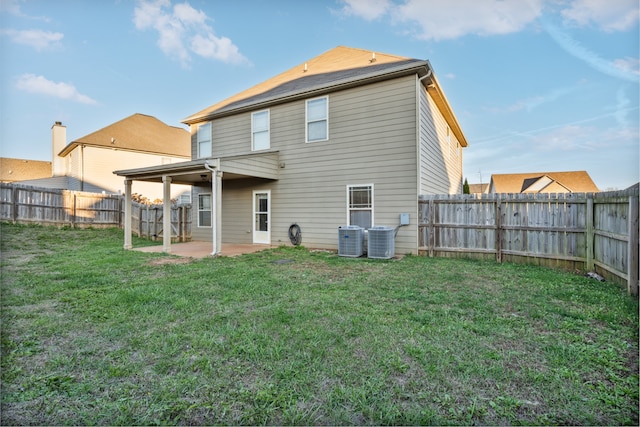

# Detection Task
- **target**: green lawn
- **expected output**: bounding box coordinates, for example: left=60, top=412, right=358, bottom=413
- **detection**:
left=1, top=222, right=638, bottom=426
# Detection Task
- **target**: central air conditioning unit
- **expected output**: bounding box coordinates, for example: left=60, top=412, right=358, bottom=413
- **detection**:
left=367, top=226, right=395, bottom=259
left=338, top=225, right=364, bottom=257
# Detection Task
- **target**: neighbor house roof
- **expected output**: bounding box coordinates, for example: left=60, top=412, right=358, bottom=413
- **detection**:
left=0, top=158, right=51, bottom=182
left=489, top=171, right=599, bottom=193
left=183, top=46, right=468, bottom=147
left=58, top=113, right=191, bottom=157
left=468, top=183, right=488, bottom=194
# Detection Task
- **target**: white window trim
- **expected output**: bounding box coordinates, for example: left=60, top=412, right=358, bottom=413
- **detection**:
left=251, top=109, right=270, bottom=151
left=198, top=193, right=212, bottom=228
left=197, top=122, right=212, bottom=159
left=305, top=96, right=329, bottom=143
left=346, top=184, right=374, bottom=228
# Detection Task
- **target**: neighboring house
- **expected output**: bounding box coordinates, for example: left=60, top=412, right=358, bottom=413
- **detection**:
left=488, top=171, right=599, bottom=194
left=115, top=46, right=468, bottom=255
left=468, top=183, right=488, bottom=194
left=15, top=114, right=191, bottom=202
left=0, top=158, right=51, bottom=182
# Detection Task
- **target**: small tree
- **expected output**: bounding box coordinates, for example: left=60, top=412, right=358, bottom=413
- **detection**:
left=463, top=178, right=470, bottom=194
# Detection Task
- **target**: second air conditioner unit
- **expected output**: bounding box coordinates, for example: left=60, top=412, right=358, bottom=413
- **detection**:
left=367, top=226, right=395, bottom=259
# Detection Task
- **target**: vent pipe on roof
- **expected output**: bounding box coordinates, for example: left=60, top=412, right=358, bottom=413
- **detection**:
left=303, top=63, right=308, bottom=72
left=370, top=52, right=376, bottom=63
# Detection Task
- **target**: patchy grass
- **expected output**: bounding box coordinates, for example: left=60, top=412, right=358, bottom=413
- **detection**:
left=1, top=222, right=638, bottom=425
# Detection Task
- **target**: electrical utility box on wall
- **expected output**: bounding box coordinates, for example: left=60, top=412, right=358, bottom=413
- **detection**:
left=400, top=213, right=410, bottom=225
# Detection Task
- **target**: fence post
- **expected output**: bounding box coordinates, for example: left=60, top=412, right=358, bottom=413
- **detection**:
left=428, top=198, right=434, bottom=257
left=180, top=205, right=186, bottom=242
left=72, top=193, right=77, bottom=228
left=495, top=197, right=502, bottom=263
left=586, top=193, right=594, bottom=271
left=12, top=186, right=18, bottom=223
left=628, top=193, right=639, bottom=296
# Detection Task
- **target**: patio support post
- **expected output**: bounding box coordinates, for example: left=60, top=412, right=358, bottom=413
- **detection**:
left=162, top=175, right=172, bottom=253
left=210, top=170, right=223, bottom=256
left=123, top=179, right=132, bottom=250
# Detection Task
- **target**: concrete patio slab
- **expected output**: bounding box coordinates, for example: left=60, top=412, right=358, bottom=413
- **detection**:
left=133, top=241, right=273, bottom=258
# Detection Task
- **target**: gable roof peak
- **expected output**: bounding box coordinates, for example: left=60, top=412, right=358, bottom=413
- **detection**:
left=182, top=46, right=421, bottom=124
left=59, top=113, right=190, bottom=158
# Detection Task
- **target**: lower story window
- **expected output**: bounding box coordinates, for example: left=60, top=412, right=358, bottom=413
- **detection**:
left=348, top=184, right=373, bottom=229
left=198, top=193, right=211, bottom=227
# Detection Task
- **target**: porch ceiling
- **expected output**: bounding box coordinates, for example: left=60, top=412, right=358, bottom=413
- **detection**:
left=113, top=151, right=280, bottom=185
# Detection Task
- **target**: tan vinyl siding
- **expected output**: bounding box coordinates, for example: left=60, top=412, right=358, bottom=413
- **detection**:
left=272, top=77, right=417, bottom=253
left=191, top=75, right=421, bottom=254
left=418, top=85, right=463, bottom=194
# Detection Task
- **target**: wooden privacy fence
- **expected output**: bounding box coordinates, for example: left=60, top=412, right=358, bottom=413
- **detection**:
left=1, top=183, right=122, bottom=228
left=0, top=183, right=191, bottom=242
left=419, top=185, right=639, bottom=295
left=131, top=203, right=191, bottom=242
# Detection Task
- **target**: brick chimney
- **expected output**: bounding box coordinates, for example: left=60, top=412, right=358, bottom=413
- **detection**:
left=51, top=121, right=66, bottom=176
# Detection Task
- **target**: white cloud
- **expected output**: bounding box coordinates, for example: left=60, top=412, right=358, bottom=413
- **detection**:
left=15, top=74, right=97, bottom=105
left=0, top=0, right=50, bottom=21
left=339, top=0, right=391, bottom=21
left=543, top=21, right=639, bottom=83
left=1, top=28, right=63, bottom=50
left=340, top=0, right=638, bottom=41
left=340, top=0, right=544, bottom=40
left=133, top=0, right=248, bottom=67
left=0, top=0, right=21, bottom=15
left=613, top=57, right=640, bottom=76
left=395, top=0, right=544, bottom=40
left=530, top=125, right=594, bottom=151
left=560, top=0, right=639, bottom=32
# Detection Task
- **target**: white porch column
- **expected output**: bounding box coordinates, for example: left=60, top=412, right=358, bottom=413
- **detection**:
left=123, top=179, right=132, bottom=250
left=162, top=175, right=172, bottom=253
left=211, top=170, right=223, bottom=256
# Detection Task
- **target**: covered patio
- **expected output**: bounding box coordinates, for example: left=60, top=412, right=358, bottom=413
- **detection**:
left=114, top=152, right=279, bottom=256
left=133, top=241, right=272, bottom=258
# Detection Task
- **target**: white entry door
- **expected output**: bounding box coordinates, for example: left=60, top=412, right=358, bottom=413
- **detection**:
left=253, top=190, right=270, bottom=244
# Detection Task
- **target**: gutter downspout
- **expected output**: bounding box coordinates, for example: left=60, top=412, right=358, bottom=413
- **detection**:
left=415, top=68, right=432, bottom=253
left=416, top=69, right=432, bottom=193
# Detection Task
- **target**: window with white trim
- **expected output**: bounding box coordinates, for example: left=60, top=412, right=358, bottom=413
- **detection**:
left=252, top=110, right=270, bottom=151
left=306, top=96, right=328, bottom=142
left=198, top=193, right=211, bottom=227
left=347, top=184, right=373, bottom=229
left=197, top=122, right=211, bottom=158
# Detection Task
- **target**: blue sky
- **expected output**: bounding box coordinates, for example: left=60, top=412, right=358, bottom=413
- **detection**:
left=1, top=0, right=638, bottom=190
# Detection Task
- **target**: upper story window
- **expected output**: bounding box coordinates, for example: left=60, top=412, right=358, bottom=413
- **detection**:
left=252, top=110, right=270, bottom=151
left=347, top=184, right=373, bottom=229
left=197, top=122, right=211, bottom=158
left=306, top=96, right=328, bottom=142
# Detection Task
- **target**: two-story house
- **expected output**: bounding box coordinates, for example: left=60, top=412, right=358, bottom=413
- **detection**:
left=115, top=46, right=468, bottom=256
